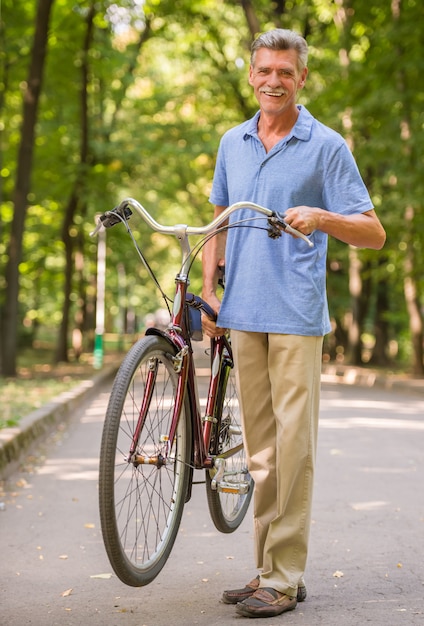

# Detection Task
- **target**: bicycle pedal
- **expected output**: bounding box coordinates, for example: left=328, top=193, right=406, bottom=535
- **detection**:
left=217, top=481, right=250, bottom=495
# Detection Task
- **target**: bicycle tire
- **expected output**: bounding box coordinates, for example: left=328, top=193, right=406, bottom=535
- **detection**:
left=99, top=335, right=192, bottom=587
left=205, top=352, right=253, bottom=533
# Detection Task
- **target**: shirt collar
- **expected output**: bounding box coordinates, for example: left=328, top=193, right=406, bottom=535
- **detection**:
left=243, top=105, right=313, bottom=142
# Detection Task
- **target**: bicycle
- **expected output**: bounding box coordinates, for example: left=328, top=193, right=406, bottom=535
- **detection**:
left=91, top=198, right=313, bottom=588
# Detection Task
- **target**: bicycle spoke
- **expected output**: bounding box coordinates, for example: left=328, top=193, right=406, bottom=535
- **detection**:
left=206, top=353, right=253, bottom=533
left=99, top=336, right=192, bottom=586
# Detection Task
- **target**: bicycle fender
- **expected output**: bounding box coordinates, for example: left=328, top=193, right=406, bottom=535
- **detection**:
left=145, top=327, right=180, bottom=353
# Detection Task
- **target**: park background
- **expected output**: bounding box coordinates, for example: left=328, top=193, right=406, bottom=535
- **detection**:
left=1, top=0, right=423, bottom=398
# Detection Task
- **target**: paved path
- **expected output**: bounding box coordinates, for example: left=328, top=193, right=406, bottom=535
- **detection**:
left=1, top=373, right=423, bottom=625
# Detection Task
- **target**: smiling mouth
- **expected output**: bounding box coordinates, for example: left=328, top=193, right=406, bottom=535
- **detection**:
left=261, top=90, right=285, bottom=97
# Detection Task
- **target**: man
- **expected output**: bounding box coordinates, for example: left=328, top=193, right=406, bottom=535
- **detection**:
left=202, top=29, right=385, bottom=619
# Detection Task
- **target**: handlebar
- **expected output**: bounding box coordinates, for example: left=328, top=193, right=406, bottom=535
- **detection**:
left=90, top=198, right=314, bottom=248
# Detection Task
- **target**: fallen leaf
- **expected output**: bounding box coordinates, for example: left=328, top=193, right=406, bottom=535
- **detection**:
left=16, top=479, right=30, bottom=488
left=333, top=570, right=344, bottom=578
left=59, top=555, right=68, bottom=560
left=84, top=523, right=95, bottom=529
left=397, top=562, right=403, bottom=568
left=61, top=588, right=73, bottom=597
left=202, top=578, right=209, bottom=583
left=90, top=573, right=113, bottom=579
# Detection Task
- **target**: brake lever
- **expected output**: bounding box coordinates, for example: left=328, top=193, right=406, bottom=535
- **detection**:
left=90, top=205, right=133, bottom=237
left=268, top=215, right=314, bottom=247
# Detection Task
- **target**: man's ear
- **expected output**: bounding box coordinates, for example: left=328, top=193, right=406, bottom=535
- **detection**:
left=248, top=65, right=254, bottom=86
left=298, top=67, right=308, bottom=89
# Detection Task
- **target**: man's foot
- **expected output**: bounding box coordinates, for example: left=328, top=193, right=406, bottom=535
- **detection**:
left=222, top=575, right=260, bottom=604
left=297, top=582, right=307, bottom=602
left=236, top=588, right=297, bottom=618
left=222, top=575, right=307, bottom=604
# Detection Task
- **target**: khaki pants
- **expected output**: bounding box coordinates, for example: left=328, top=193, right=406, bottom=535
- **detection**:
left=231, top=331, right=323, bottom=598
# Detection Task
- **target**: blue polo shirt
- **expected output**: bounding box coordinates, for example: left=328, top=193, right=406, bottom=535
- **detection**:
left=209, top=105, right=373, bottom=336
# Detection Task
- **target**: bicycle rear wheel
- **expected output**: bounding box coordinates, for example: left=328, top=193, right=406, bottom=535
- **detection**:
left=205, top=351, right=253, bottom=533
left=99, top=335, right=192, bottom=586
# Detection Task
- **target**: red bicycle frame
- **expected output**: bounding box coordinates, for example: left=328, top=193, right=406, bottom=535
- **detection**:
left=130, top=273, right=231, bottom=471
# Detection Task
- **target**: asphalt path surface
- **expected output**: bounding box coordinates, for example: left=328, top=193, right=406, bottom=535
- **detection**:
left=1, top=373, right=423, bottom=626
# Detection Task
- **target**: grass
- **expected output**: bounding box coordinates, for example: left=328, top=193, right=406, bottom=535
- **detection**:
left=0, top=346, right=122, bottom=430
left=0, top=378, right=83, bottom=429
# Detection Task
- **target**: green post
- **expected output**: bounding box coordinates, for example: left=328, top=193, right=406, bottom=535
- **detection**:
left=94, top=222, right=106, bottom=370
left=94, top=333, right=103, bottom=370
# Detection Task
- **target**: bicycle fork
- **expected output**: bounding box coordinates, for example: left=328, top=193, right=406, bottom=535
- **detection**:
left=127, top=341, right=189, bottom=468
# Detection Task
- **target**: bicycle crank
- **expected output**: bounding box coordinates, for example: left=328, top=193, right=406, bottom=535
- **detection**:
left=211, top=457, right=251, bottom=494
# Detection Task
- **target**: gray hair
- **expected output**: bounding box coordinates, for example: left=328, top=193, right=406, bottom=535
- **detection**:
left=250, top=29, right=308, bottom=72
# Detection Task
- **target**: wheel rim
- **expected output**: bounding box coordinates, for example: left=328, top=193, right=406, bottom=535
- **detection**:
left=111, top=351, right=188, bottom=572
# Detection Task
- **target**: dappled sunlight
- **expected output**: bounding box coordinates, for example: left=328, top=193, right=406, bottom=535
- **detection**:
left=80, top=394, right=111, bottom=423
left=37, top=457, right=99, bottom=481
left=350, top=500, right=390, bottom=511
left=80, top=408, right=107, bottom=424
left=319, top=417, right=424, bottom=430
left=360, top=466, right=416, bottom=474
left=320, top=396, right=424, bottom=416
left=320, top=391, right=424, bottom=431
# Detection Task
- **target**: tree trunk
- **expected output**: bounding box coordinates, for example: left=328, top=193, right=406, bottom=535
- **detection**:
left=55, top=4, right=95, bottom=362
left=1, top=0, right=54, bottom=377
left=369, top=263, right=391, bottom=367
left=346, top=251, right=362, bottom=364
left=55, top=191, right=77, bottom=362
left=403, top=234, right=424, bottom=376
left=403, top=274, right=424, bottom=376
left=240, top=0, right=261, bottom=39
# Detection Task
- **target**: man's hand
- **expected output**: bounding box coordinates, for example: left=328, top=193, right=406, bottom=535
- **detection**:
left=284, top=205, right=386, bottom=250
left=201, top=292, right=226, bottom=338
left=283, top=205, right=319, bottom=236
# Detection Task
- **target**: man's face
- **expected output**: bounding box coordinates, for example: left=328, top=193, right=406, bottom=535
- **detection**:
left=249, top=47, right=308, bottom=116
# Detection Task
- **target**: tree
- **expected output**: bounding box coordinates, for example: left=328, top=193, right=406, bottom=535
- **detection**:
left=1, top=0, right=424, bottom=376
left=1, top=0, right=54, bottom=376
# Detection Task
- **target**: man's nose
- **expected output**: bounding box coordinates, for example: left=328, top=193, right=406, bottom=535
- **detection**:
left=267, top=70, right=281, bottom=86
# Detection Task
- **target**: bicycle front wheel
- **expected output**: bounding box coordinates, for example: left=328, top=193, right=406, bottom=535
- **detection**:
left=99, top=335, right=192, bottom=587
left=205, top=357, right=253, bottom=533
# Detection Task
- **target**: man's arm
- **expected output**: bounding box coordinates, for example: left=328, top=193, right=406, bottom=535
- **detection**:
left=284, top=207, right=386, bottom=250
left=202, top=205, right=228, bottom=337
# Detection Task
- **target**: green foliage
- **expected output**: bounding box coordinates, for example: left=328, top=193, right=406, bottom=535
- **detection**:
left=1, top=0, right=423, bottom=371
